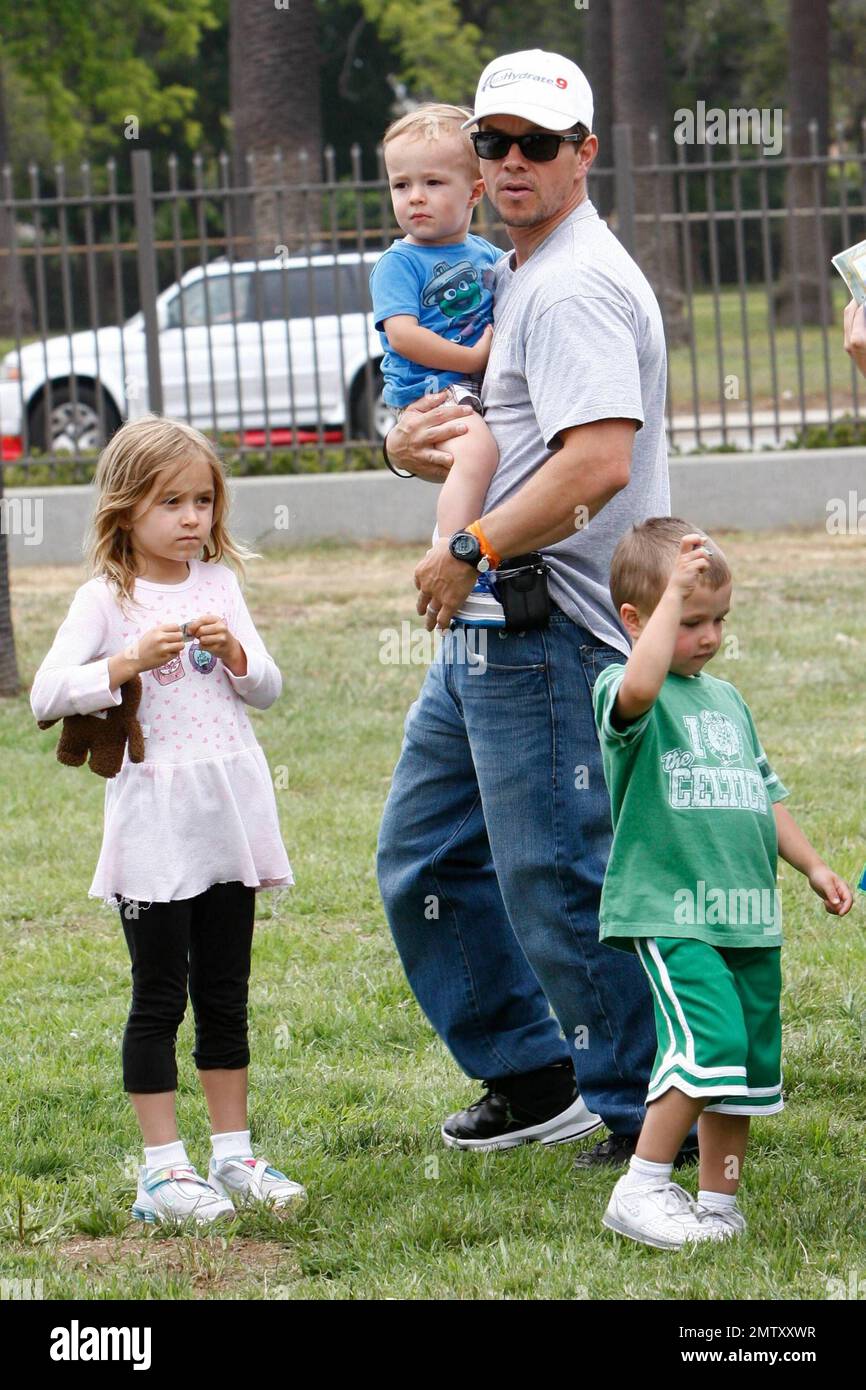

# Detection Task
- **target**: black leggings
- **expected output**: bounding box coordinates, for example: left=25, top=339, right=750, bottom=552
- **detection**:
left=118, top=881, right=255, bottom=1093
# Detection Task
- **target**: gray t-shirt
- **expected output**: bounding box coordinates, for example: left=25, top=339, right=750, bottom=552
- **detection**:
left=481, top=198, right=670, bottom=655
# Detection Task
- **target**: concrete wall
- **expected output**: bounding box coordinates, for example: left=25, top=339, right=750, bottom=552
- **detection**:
left=5, top=447, right=866, bottom=568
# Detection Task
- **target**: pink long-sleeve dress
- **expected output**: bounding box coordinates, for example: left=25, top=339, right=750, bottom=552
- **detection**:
left=30, top=557, right=294, bottom=906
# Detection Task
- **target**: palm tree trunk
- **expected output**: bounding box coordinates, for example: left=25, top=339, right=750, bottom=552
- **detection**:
left=0, top=58, right=34, bottom=338
left=0, top=471, right=21, bottom=697
left=585, top=0, right=613, bottom=221
left=0, top=59, right=22, bottom=697
left=774, top=0, right=830, bottom=326
left=611, top=0, right=688, bottom=346
left=229, top=0, right=324, bottom=258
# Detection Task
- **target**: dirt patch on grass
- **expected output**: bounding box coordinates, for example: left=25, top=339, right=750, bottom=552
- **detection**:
left=11, top=544, right=418, bottom=601
left=247, top=545, right=422, bottom=614
left=57, top=1231, right=298, bottom=1297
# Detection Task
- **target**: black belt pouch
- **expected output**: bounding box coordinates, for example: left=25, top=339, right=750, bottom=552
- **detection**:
left=494, top=552, right=551, bottom=631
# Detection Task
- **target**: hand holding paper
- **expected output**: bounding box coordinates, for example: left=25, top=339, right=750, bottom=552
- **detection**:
left=832, top=238, right=866, bottom=305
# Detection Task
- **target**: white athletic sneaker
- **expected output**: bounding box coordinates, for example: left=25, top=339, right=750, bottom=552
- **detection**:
left=131, top=1164, right=236, bottom=1226
left=602, top=1175, right=706, bottom=1250
left=693, top=1202, right=747, bottom=1240
left=208, top=1155, right=306, bottom=1210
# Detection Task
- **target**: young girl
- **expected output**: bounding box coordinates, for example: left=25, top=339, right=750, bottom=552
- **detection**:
left=30, top=414, right=304, bottom=1226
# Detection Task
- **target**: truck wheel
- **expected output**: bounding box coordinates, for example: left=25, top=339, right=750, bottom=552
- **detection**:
left=30, top=383, right=121, bottom=454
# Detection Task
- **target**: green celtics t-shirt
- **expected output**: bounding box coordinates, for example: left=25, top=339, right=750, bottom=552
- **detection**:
left=592, top=664, right=789, bottom=951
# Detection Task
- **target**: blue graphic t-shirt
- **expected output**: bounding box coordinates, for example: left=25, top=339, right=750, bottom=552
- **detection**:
left=369, top=235, right=504, bottom=406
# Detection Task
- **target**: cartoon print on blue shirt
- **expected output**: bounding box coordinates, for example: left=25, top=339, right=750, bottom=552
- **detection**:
left=421, top=261, right=482, bottom=323
left=189, top=640, right=217, bottom=674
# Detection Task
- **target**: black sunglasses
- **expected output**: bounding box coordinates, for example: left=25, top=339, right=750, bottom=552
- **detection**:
left=470, top=130, right=585, bottom=163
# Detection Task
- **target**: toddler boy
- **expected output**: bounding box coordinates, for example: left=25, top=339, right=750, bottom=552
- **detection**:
left=371, top=104, right=505, bottom=624
left=592, top=517, right=853, bottom=1250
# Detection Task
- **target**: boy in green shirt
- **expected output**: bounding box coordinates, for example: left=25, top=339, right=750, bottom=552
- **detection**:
left=592, top=516, right=853, bottom=1250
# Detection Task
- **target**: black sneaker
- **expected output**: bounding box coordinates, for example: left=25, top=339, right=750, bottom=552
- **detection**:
left=441, top=1062, right=604, bottom=1151
left=573, top=1133, right=700, bottom=1169
left=573, top=1133, right=638, bottom=1168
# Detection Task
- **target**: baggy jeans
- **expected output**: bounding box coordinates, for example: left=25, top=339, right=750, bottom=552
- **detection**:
left=376, top=605, right=657, bottom=1136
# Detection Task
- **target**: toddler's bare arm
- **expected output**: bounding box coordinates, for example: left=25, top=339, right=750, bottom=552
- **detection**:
left=384, top=316, right=492, bottom=376
left=436, top=414, right=499, bottom=538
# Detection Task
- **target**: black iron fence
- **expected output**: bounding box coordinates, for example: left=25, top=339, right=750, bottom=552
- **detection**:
left=1, top=119, right=865, bottom=478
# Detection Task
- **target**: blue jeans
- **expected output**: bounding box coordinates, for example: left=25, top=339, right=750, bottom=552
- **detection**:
left=376, top=605, right=657, bottom=1136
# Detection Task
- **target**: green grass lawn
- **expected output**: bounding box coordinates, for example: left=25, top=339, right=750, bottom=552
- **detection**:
left=1, top=535, right=865, bottom=1300
left=665, top=283, right=865, bottom=417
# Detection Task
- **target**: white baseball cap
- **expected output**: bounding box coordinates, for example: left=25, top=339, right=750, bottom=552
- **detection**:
left=462, top=50, right=594, bottom=133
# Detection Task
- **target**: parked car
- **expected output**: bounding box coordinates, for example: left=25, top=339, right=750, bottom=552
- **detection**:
left=0, top=251, right=395, bottom=455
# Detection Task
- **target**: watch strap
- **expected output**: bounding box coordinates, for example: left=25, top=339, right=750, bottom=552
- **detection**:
left=466, top=520, right=501, bottom=570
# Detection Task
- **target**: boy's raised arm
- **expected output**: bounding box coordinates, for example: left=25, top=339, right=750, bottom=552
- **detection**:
left=615, top=535, right=711, bottom=723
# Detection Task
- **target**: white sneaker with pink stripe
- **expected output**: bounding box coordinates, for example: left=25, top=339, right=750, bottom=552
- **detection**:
left=208, top=1155, right=306, bottom=1209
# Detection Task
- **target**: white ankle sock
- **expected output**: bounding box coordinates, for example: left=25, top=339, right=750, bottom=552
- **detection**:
left=698, top=1189, right=738, bottom=1210
left=144, top=1139, right=189, bottom=1173
left=211, top=1129, right=253, bottom=1162
left=621, top=1155, right=673, bottom=1190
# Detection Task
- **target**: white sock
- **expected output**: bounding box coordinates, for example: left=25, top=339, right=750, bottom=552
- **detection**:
left=621, top=1154, right=673, bottom=1190
left=698, top=1189, right=738, bottom=1210
left=144, top=1139, right=189, bottom=1173
left=211, top=1129, right=253, bottom=1162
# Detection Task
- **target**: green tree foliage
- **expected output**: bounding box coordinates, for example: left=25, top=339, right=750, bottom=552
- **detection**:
left=358, top=0, right=489, bottom=104
left=458, top=0, right=587, bottom=64
left=0, top=0, right=221, bottom=160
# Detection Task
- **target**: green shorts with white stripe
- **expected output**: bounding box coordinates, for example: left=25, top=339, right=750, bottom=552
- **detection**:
left=634, top=936, right=783, bottom=1116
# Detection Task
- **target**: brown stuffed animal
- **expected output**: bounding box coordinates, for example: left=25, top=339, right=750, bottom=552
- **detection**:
left=36, top=675, right=146, bottom=778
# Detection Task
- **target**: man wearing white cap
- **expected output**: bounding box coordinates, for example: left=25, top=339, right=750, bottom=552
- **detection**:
left=377, top=51, right=688, bottom=1169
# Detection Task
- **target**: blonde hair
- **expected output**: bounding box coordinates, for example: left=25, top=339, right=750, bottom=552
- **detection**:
left=85, top=414, right=260, bottom=615
left=383, top=103, right=480, bottom=180
left=610, top=516, right=731, bottom=615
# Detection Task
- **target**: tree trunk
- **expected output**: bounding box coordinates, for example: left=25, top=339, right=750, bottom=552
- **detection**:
left=0, top=58, right=35, bottom=339
left=0, top=467, right=21, bottom=698
left=229, top=0, right=324, bottom=258
left=611, top=0, right=688, bottom=346
left=774, top=0, right=830, bottom=327
left=0, top=60, right=22, bottom=698
left=585, top=0, right=613, bottom=221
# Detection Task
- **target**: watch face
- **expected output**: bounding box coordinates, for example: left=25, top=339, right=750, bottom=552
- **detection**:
left=452, top=533, right=478, bottom=560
